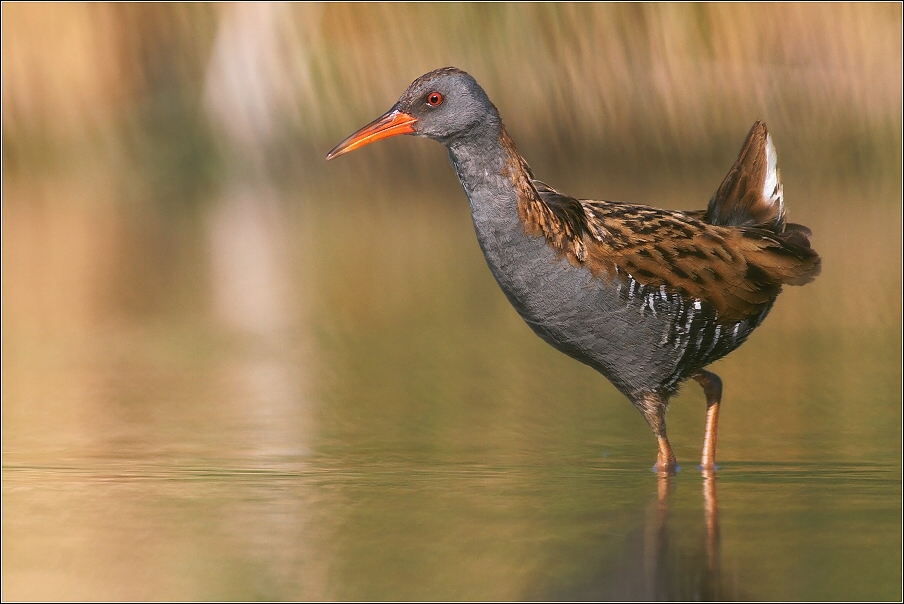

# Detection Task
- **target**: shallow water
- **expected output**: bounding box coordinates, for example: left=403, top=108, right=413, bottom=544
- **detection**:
left=4, top=4, right=902, bottom=599
left=2, top=455, right=899, bottom=600
left=3, top=172, right=901, bottom=600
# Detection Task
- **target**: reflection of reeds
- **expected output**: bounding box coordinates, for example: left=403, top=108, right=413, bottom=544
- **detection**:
left=3, top=3, right=901, bottom=181
left=2, top=8, right=901, bottom=601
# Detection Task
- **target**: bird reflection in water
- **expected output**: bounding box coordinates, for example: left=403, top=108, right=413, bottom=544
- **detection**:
left=701, top=469, right=721, bottom=583
left=543, top=472, right=736, bottom=601
left=641, top=472, right=730, bottom=600
left=645, top=471, right=730, bottom=601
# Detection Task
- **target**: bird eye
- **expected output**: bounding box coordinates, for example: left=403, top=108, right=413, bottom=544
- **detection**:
left=426, top=92, right=443, bottom=107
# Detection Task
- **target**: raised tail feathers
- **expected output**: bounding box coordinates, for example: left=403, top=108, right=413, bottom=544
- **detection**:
left=706, top=121, right=785, bottom=233
left=708, top=122, right=821, bottom=286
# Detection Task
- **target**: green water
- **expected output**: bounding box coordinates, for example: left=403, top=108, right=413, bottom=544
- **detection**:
left=3, top=457, right=898, bottom=601
left=2, top=179, right=900, bottom=600
left=2, top=5, right=901, bottom=598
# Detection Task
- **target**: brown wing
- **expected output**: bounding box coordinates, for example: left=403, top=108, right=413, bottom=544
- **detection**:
left=523, top=182, right=820, bottom=324
left=577, top=200, right=820, bottom=323
left=516, top=118, right=819, bottom=325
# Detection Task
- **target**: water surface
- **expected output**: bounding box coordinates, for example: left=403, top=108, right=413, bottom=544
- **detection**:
left=3, top=179, right=900, bottom=600
left=2, top=5, right=901, bottom=599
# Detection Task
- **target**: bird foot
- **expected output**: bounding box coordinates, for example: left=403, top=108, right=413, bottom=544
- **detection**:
left=654, top=435, right=678, bottom=476
left=652, top=463, right=680, bottom=476
left=699, top=463, right=720, bottom=480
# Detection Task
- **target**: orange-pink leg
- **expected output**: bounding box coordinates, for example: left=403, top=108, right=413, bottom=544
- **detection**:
left=693, top=370, right=723, bottom=471
left=635, top=391, right=677, bottom=475
left=656, top=435, right=677, bottom=475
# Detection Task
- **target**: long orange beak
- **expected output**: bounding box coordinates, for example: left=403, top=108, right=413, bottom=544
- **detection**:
left=326, top=109, right=418, bottom=160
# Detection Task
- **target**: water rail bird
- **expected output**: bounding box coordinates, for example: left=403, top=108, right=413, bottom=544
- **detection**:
left=327, top=67, right=821, bottom=474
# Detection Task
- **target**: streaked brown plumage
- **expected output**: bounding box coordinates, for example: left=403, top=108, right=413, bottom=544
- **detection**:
left=511, top=123, right=820, bottom=325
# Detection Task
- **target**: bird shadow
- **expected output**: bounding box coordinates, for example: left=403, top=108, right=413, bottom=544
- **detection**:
left=535, top=470, right=746, bottom=601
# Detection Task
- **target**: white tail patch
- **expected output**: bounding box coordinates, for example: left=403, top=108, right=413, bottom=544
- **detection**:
left=763, top=133, right=784, bottom=216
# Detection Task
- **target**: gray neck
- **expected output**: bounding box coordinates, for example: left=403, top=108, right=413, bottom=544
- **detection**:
left=445, top=121, right=523, bottom=239
left=444, top=123, right=561, bottom=333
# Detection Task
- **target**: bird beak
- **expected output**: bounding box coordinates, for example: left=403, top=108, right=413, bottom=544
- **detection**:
left=326, top=108, right=418, bottom=160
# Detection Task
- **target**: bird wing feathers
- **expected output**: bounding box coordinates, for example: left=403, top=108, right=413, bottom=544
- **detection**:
left=512, top=121, right=820, bottom=324
left=523, top=181, right=820, bottom=324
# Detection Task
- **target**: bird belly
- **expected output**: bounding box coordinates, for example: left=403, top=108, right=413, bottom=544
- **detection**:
left=473, top=217, right=682, bottom=395
left=472, top=215, right=768, bottom=397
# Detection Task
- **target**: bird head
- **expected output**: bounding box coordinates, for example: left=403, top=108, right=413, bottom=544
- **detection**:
left=326, top=67, right=497, bottom=160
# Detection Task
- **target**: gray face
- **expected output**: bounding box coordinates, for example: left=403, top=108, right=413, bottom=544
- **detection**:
left=393, top=68, right=498, bottom=144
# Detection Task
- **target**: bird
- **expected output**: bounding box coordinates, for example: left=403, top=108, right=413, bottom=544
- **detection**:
left=326, top=67, right=820, bottom=474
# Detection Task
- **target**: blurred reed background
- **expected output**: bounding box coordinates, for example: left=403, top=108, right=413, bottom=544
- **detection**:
left=2, top=3, right=901, bottom=334
left=5, top=4, right=901, bottom=174
left=2, top=4, right=902, bottom=600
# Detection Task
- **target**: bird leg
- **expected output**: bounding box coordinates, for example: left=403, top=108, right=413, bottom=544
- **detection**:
left=634, top=391, right=677, bottom=475
left=693, top=370, right=723, bottom=470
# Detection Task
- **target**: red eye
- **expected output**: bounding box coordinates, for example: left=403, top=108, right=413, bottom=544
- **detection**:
left=427, top=92, right=443, bottom=107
